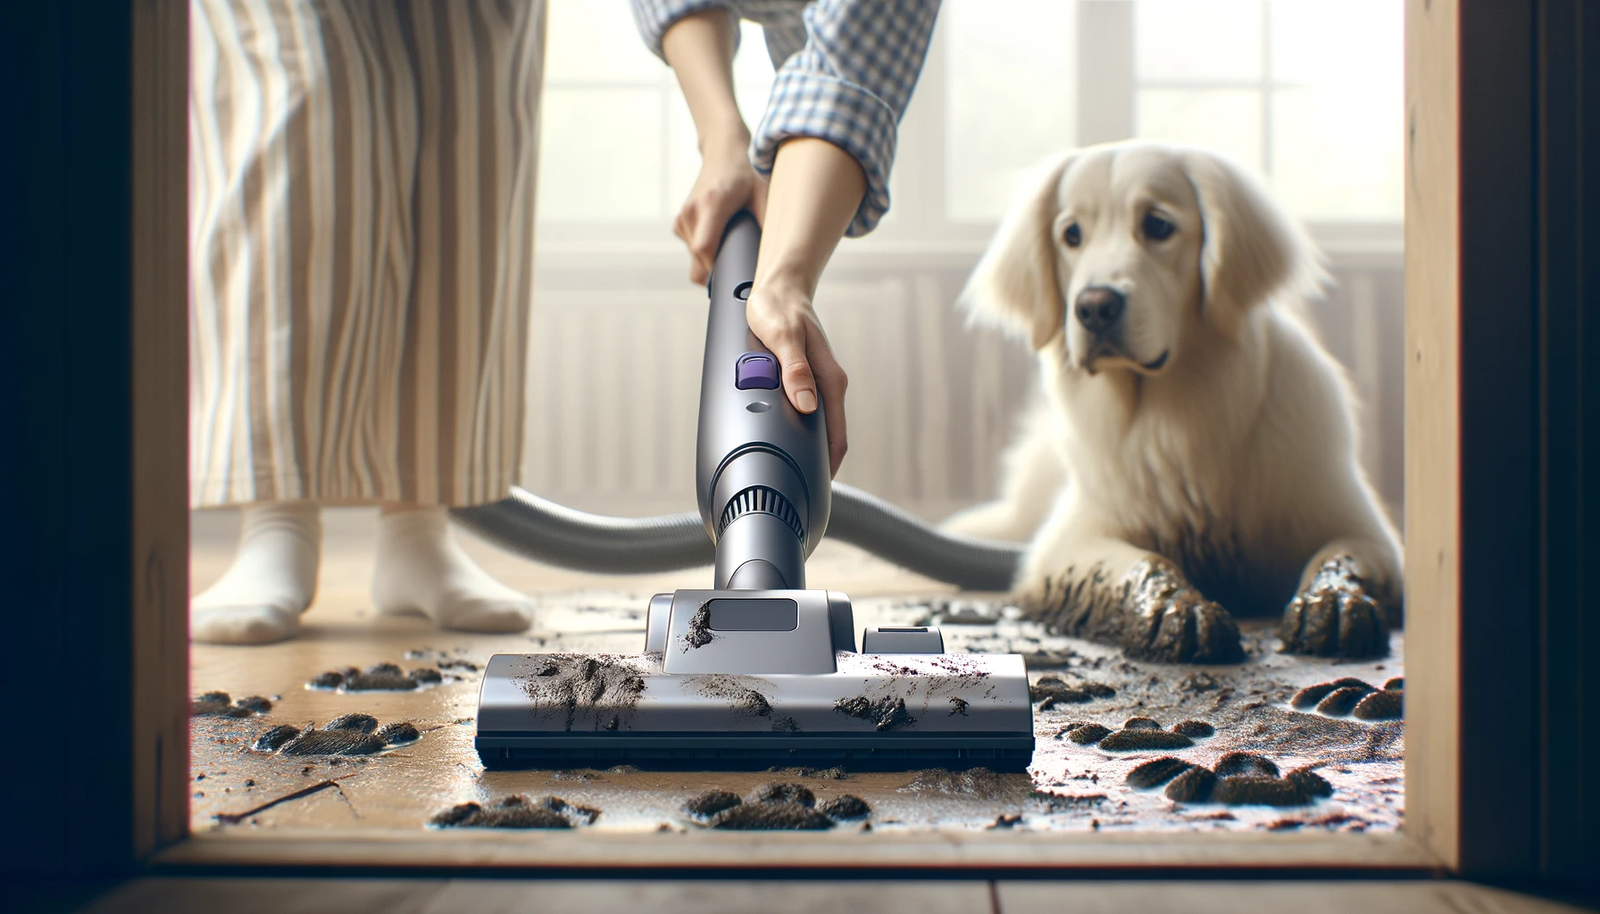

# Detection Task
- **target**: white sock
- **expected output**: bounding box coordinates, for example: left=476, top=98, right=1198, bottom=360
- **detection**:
left=371, top=506, right=535, bottom=633
left=192, top=501, right=321, bottom=644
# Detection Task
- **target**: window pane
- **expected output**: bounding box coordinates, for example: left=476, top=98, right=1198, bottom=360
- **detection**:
left=545, top=0, right=664, bottom=85
left=1136, top=89, right=1263, bottom=176
left=945, top=0, right=1078, bottom=221
left=537, top=89, right=664, bottom=221
left=1267, top=0, right=1403, bottom=220
left=1136, top=0, right=1262, bottom=83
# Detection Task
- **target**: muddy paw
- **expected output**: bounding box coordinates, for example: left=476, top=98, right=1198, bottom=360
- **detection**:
left=1279, top=555, right=1390, bottom=658
left=1121, top=561, right=1245, bottom=664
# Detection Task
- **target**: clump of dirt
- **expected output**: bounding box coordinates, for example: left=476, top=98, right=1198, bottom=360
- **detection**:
left=1064, top=723, right=1112, bottom=744
left=250, top=717, right=419, bottom=756
left=1165, top=766, right=1219, bottom=802
left=515, top=655, right=647, bottom=732
left=1125, top=756, right=1198, bottom=788
left=710, top=802, right=832, bottom=830
left=191, top=691, right=273, bottom=718
left=818, top=794, right=871, bottom=820
left=1290, top=676, right=1404, bottom=722
left=1214, top=752, right=1279, bottom=779
left=375, top=721, right=420, bottom=745
left=1278, top=554, right=1389, bottom=659
left=1172, top=719, right=1215, bottom=737
left=1286, top=766, right=1334, bottom=798
left=686, top=674, right=778, bottom=723
left=251, top=725, right=300, bottom=752
left=684, top=604, right=715, bottom=650
left=835, top=694, right=916, bottom=731
left=684, top=790, right=742, bottom=818
left=1029, top=675, right=1117, bottom=708
left=1099, top=728, right=1194, bottom=751
left=1352, top=689, right=1403, bottom=721
left=306, top=663, right=447, bottom=692
left=1121, top=716, right=1160, bottom=730
left=325, top=713, right=378, bottom=733
left=948, top=697, right=969, bottom=716
left=1211, top=776, right=1310, bottom=806
left=438, top=658, right=479, bottom=672
left=751, top=782, right=814, bottom=807
left=431, top=794, right=593, bottom=829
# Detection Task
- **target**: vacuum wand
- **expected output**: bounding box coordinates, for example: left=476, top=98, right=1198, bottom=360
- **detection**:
left=695, top=211, right=831, bottom=591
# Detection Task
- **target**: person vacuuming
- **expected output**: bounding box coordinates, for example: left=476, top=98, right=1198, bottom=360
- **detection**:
left=633, top=0, right=943, bottom=478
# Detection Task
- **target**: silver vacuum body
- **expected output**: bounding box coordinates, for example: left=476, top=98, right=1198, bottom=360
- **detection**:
left=475, top=213, right=1036, bottom=771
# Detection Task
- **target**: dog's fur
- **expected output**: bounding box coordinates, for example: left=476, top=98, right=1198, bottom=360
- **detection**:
left=944, top=142, right=1402, bottom=662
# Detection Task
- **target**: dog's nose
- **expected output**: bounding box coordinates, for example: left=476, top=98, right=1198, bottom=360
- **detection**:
left=1074, top=286, right=1125, bottom=335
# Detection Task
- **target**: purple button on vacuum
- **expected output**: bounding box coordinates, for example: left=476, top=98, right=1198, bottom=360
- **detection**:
left=735, top=352, right=780, bottom=390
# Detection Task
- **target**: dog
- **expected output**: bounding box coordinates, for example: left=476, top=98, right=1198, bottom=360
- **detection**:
left=943, top=141, right=1402, bottom=663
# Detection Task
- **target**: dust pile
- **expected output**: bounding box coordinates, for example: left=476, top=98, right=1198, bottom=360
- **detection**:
left=514, top=654, right=647, bottom=732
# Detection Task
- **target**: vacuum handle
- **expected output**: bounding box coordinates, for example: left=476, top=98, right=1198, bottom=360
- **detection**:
left=694, top=211, right=833, bottom=589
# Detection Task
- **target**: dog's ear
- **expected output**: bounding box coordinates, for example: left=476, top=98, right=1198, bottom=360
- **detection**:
left=1182, top=151, right=1325, bottom=338
left=958, top=152, right=1075, bottom=351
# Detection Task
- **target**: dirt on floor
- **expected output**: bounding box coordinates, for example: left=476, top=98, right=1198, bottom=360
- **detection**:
left=188, top=523, right=1403, bottom=835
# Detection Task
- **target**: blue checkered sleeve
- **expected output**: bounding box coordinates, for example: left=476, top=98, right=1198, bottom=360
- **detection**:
left=633, top=0, right=941, bottom=236
left=750, top=0, right=941, bottom=236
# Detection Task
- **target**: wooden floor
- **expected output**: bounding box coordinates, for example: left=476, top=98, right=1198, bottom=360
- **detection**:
left=48, top=877, right=1596, bottom=914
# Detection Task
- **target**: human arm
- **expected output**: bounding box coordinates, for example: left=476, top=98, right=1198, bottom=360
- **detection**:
left=636, top=2, right=768, bottom=284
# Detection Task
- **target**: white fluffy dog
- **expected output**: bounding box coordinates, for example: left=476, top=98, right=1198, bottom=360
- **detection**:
left=944, top=141, right=1402, bottom=663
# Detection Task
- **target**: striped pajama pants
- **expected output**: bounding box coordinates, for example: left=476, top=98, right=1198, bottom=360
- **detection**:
left=189, top=0, right=546, bottom=508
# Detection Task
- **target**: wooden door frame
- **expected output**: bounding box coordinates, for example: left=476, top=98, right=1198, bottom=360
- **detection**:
left=5, top=0, right=1593, bottom=889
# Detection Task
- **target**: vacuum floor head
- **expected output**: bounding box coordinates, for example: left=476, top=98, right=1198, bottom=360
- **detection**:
left=475, top=590, right=1034, bottom=771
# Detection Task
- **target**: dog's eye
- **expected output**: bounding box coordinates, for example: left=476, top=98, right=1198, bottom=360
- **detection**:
left=1142, top=213, right=1176, bottom=241
left=1063, top=223, right=1082, bottom=248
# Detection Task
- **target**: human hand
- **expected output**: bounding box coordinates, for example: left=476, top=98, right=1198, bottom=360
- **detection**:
left=744, top=278, right=848, bottom=476
left=676, top=136, right=768, bottom=285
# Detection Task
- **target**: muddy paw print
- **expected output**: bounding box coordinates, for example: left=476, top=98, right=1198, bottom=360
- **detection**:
left=191, top=691, right=273, bottom=718
left=682, top=782, right=872, bottom=830
left=1029, top=675, right=1117, bottom=710
left=431, top=794, right=599, bottom=829
left=1058, top=716, right=1217, bottom=750
left=307, top=662, right=445, bottom=692
left=1126, top=752, right=1333, bottom=807
left=251, top=713, right=421, bottom=756
left=1290, top=676, right=1403, bottom=721
left=1122, top=562, right=1244, bottom=664
left=1279, top=555, right=1390, bottom=659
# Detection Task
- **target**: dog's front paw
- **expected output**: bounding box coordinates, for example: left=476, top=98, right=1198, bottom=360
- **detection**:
left=1120, top=560, right=1245, bottom=665
left=1279, top=555, right=1389, bottom=659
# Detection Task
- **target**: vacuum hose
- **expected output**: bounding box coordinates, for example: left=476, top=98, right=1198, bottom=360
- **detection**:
left=449, top=483, right=1023, bottom=592
left=449, top=210, right=1024, bottom=592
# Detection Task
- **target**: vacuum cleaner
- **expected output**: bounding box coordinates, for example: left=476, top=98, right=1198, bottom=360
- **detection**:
left=470, top=212, right=1035, bottom=771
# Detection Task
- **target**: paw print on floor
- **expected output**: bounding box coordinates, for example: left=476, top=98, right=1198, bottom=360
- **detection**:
left=1126, top=751, right=1334, bottom=806
left=1289, top=677, right=1402, bottom=721
left=431, top=794, right=600, bottom=829
left=251, top=713, right=421, bottom=756
left=1029, top=675, right=1117, bottom=710
left=306, top=661, right=446, bottom=692
left=191, top=691, right=273, bottom=718
left=683, top=782, right=873, bottom=830
left=1055, top=716, right=1217, bottom=751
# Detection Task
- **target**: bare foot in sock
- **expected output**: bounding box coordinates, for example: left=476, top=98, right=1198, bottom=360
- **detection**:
left=371, top=505, right=535, bottom=633
left=192, top=502, right=321, bottom=645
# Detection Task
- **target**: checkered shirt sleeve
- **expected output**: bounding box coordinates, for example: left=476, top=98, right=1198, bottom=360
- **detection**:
left=631, top=0, right=942, bottom=236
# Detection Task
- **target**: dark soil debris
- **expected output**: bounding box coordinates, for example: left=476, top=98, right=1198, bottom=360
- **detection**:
left=431, top=795, right=574, bottom=829
left=251, top=725, right=300, bottom=752
left=1289, top=677, right=1374, bottom=710
left=1315, top=685, right=1376, bottom=717
left=191, top=691, right=273, bottom=718
left=750, top=782, right=815, bottom=807
left=818, top=794, right=871, bottom=820
left=1352, top=688, right=1403, bottom=721
left=324, top=713, right=378, bottom=733
left=1164, top=766, right=1218, bottom=802
left=1122, top=716, right=1161, bottom=730
left=684, top=790, right=742, bottom=818
left=711, top=802, right=833, bottom=830
left=834, top=694, right=916, bottom=731
left=1098, top=728, right=1193, bottom=751
left=684, top=604, right=715, bottom=650
left=1214, top=752, right=1279, bottom=779
left=1065, top=723, right=1113, bottom=745
left=307, top=662, right=444, bottom=692
left=1171, top=719, right=1215, bottom=738
left=1124, top=756, right=1197, bottom=789
left=1211, top=775, right=1312, bottom=807
left=515, top=655, right=647, bottom=731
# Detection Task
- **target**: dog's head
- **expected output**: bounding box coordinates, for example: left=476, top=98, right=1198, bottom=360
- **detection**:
left=959, top=142, right=1324, bottom=375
